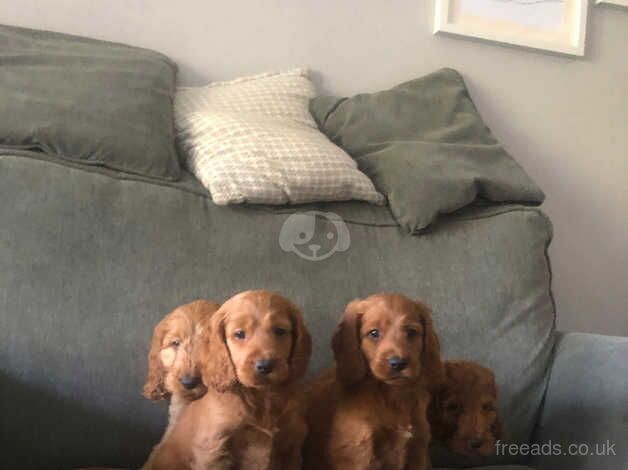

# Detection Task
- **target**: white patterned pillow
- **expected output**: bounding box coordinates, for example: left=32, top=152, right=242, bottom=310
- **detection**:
left=175, top=69, right=384, bottom=206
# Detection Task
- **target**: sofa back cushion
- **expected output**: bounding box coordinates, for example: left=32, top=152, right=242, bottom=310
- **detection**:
left=0, top=24, right=180, bottom=180
left=0, top=154, right=556, bottom=468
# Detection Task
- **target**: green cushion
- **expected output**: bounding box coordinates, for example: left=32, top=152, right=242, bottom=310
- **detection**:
left=0, top=153, right=555, bottom=468
left=0, top=24, right=180, bottom=180
left=310, top=68, right=545, bottom=232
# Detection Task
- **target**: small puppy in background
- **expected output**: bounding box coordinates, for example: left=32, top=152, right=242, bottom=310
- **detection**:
left=143, top=290, right=312, bottom=470
left=143, top=299, right=219, bottom=438
left=304, top=293, right=443, bottom=470
left=429, top=360, right=503, bottom=456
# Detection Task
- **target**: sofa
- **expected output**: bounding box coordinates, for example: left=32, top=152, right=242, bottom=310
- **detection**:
left=1, top=151, right=626, bottom=470
left=1, top=22, right=626, bottom=470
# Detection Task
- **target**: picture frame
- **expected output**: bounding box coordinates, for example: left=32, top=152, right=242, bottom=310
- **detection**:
left=596, top=0, right=628, bottom=6
left=434, top=0, right=589, bottom=56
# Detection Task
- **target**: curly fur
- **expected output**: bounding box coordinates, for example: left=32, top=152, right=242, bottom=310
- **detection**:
left=304, top=293, right=444, bottom=470
left=429, top=360, right=503, bottom=456
left=143, top=299, right=219, bottom=440
left=142, top=290, right=312, bottom=470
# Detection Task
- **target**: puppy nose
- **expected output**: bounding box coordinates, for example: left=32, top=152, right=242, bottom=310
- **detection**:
left=255, top=359, right=275, bottom=375
left=469, top=438, right=484, bottom=449
left=179, top=375, right=201, bottom=390
left=387, top=356, right=408, bottom=371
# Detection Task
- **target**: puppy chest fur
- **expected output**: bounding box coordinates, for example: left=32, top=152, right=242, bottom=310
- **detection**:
left=330, top=385, right=431, bottom=470
left=189, top=387, right=307, bottom=470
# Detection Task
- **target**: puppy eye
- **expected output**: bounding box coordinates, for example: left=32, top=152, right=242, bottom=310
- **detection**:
left=368, top=329, right=380, bottom=339
left=482, top=402, right=495, bottom=412
left=170, top=340, right=181, bottom=348
left=273, top=327, right=288, bottom=337
left=234, top=330, right=246, bottom=340
left=405, top=328, right=418, bottom=338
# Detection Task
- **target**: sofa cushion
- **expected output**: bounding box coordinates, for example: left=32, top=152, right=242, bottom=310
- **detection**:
left=0, top=24, right=180, bottom=180
left=310, top=68, right=545, bottom=232
left=0, top=153, right=555, bottom=468
left=175, top=69, right=384, bottom=205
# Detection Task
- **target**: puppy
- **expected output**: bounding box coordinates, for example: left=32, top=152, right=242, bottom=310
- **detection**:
left=429, top=360, right=503, bottom=456
left=304, top=293, right=443, bottom=470
left=142, top=290, right=312, bottom=470
left=143, top=299, right=219, bottom=438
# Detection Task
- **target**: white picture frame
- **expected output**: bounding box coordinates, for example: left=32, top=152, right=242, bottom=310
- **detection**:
left=434, top=0, right=589, bottom=56
left=596, top=0, right=628, bottom=6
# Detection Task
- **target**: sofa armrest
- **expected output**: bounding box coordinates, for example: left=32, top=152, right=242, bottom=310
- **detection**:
left=529, top=332, right=628, bottom=470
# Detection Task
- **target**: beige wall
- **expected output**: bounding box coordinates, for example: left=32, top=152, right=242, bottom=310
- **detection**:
left=3, top=0, right=627, bottom=335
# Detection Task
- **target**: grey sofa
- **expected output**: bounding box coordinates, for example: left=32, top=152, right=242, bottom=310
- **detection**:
left=1, top=152, right=626, bottom=470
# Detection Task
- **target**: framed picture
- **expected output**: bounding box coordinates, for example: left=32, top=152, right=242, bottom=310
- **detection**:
left=434, top=0, right=589, bottom=56
left=596, top=0, right=628, bottom=6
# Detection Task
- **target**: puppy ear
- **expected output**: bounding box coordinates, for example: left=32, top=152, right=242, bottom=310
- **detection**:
left=288, top=303, right=312, bottom=382
left=491, top=377, right=504, bottom=439
left=417, top=301, right=444, bottom=391
left=492, top=415, right=505, bottom=440
left=143, top=321, right=168, bottom=401
left=332, top=299, right=367, bottom=385
left=198, top=309, right=237, bottom=392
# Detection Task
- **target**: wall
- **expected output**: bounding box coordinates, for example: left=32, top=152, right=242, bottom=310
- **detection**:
left=3, top=0, right=627, bottom=336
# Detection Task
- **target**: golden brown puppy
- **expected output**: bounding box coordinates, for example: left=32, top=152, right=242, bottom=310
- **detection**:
left=142, top=290, right=312, bottom=470
left=429, top=360, right=503, bottom=456
left=304, top=293, right=443, bottom=470
left=143, top=299, right=219, bottom=438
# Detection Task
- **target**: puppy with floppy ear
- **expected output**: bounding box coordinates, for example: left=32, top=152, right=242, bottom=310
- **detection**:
left=330, top=299, right=367, bottom=385
left=142, top=290, right=312, bottom=470
left=429, top=360, right=503, bottom=457
left=332, top=297, right=443, bottom=391
left=304, top=293, right=444, bottom=470
left=143, top=299, right=219, bottom=440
